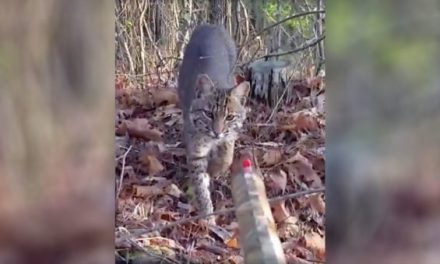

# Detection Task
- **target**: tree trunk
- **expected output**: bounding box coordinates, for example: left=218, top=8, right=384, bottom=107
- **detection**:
left=210, top=0, right=226, bottom=25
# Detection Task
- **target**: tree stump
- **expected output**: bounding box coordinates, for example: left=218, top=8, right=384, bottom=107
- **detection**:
left=244, top=59, right=291, bottom=108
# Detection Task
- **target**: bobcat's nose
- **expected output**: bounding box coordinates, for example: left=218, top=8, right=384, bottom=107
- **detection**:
left=213, top=131, right=224, bottom=139
left=212, top=119, right=224, bottom=138
left=210, top=129, right=224, bottom=139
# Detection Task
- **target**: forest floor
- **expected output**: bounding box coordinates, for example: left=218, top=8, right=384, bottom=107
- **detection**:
left=115, top=70, right=326, bottom=264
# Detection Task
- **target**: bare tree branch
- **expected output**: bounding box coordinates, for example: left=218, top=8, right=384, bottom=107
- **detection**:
left=257, top=10, right=324, bottom=37
left=257, top=34, right=325, bottom=60
left=237, top=9, right=325, bottom=65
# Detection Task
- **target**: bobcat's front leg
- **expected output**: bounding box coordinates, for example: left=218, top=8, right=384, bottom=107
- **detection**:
left=208, top=139, right=235, bottom=178
left=186, top=138, right=215, bottom=223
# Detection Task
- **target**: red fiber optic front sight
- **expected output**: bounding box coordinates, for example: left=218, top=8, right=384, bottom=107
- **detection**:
left=242, top=159, right=252, bottom=168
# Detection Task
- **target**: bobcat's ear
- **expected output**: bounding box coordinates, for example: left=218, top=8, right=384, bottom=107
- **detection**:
left=195, top=74, right=215, bottom=97
left=230, top=81, right=250, bottom=100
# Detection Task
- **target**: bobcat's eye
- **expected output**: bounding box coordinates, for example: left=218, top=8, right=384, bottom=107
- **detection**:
left=203, top=110, right=214, bottom=119
left=225, top=114, right=235, bottom=121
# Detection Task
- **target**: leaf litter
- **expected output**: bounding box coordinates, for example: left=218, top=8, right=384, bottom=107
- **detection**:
left=115, top=72, right=325, bottom=263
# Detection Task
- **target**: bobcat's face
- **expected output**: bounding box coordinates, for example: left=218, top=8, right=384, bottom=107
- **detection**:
left=189, top=74, right=249, bottom=140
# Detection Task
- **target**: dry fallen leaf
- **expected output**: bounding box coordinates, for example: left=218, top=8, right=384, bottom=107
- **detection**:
left=164, top=183, right=183, bottom=198
left=140, top=236, right=183, bottom=251
left=303, top=232, right=325, bottom=261
left=115, top=134, right=129, bottom=157
left=198, top=239, right=229, bottom=256
left=308, top=194, right=325, bottom=214
left=119, top=165, right=136, bottom=181
left=209, top=225, right=233, bottom=243
left=226, top=237, right=239, bottom=249
left=272, top=201, right=290, bottom=223
left=224, top=256, right=243, bottom=264
left=136, top=92, right=154, bottom=107
left=134, top=185, right=164, bottom=197
left=261, top=148, right=282, bottom=166
left=121, top=118, right=162, bottom=141
left=269, top=169, right=288, bottom=193
left=274, top=201, right=300, bottom=239
left=156, top=211, right=179, bottom=222
left=278, top=218, right=300, bottom=240
left=225, top=225, right=240, bottom=249
left=152, top=89, right=179, bottom=106
left=139, top=153, right=165, bottom=175
left=278, top=110, right=320, bottom=133
left=286, top=151, right=322, bottom=187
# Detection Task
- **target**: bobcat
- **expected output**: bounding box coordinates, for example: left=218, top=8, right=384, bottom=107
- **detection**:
left=178, top=24, right=250, bottom=222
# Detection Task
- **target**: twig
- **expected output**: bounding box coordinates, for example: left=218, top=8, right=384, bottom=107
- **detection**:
left=126, top=236, right=179, bottom=264
left=257, top=10, right=325, bottom=37
left=315, top=0, right=325, bottom=75
left=139, top=0, right=148, bottom=75
left=258, top=34, right=325, bottom=60
left=269, top=187, right=324, bottom=204
left=245, top=35, right=263, bottom=70
left=237, top=10, right=324, bottom=66
left=131, top=187, right=325, bottom=236
left=265, top=76, right=291, bottom=123
left=116, top=20, right=135, bottom=74
left=117, top=145, right=133, bottom=198
left=236, top=0, right=250, bottom=61
left=144, top=15, right=165, bottom=71
left=233, top=0, right=240, bottom=41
